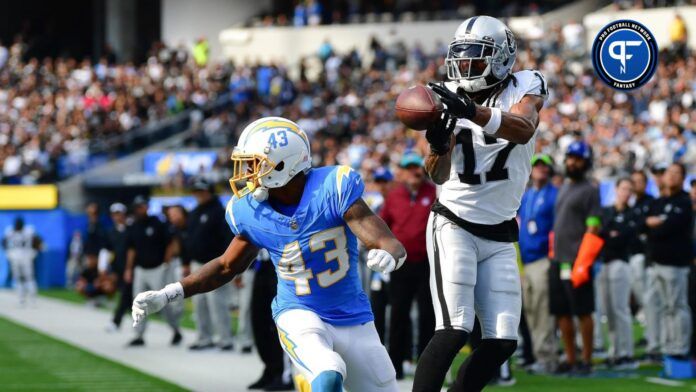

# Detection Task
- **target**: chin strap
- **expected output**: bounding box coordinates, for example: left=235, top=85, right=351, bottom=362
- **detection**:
left=252, top=187, right=269, bottom=202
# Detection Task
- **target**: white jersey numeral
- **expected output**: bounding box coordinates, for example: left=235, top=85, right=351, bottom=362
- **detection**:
left=277, top=226, right=350, bottom=295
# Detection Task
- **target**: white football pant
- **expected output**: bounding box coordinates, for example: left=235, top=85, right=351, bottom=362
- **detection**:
left=426, top=212, right=521, bottom=339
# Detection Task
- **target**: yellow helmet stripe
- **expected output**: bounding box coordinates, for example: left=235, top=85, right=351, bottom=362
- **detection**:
left=248, top=119, right=310, bottom=150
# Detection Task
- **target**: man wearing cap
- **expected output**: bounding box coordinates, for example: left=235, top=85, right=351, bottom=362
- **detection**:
left=518, top=154, right=558, bottom=373
left=644, top=163, right=693, bottom=360
left=124, top=195, right=181, bottom=346
left=379, top=152, right=436, bottom=379
left=185, top=178, right=236, bottom=351
left=549, top=141, right=603, bottom=374
left=104, top=203, right=131, bottom=332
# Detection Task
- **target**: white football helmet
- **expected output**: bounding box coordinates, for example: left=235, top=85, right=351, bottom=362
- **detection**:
left=446, top=15, right=517, bottom=93
left=229, top=117, right=311, bottom=201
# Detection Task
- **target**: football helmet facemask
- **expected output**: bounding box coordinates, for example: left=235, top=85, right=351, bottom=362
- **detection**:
left=230, top=117, right=311, bottom=202
left=446, top=15, right=517, bottom=93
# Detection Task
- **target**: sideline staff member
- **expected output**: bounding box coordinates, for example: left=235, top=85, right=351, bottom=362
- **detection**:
left=125, top=195, right=182, bottom=346
left=644, top=163, right=693, bottom=358
left=550, top=141, right=602, bottom=374
left=518, top=154, right=558, bottom=373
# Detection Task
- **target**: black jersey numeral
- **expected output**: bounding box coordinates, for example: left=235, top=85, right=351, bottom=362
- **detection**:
left=455, top=129, right=516, bottom=185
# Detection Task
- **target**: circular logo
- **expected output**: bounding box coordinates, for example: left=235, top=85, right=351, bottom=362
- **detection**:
left=591, top=20, right=658, bottom=91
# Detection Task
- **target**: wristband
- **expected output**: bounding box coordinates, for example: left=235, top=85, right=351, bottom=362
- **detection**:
left=482, top=107, right=502, bottom=135
left=163, top=282, right=184, bottom=303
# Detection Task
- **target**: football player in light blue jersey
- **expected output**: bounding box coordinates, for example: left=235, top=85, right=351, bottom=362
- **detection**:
left=132, top=117, right=406, bottom=392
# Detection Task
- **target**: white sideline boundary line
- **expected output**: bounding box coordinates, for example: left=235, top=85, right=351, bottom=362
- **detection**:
left=0, top=290, right=262, bottom=392
left=645, top=377, right=686, bottom=388
left=0, top=290, right=415, bottom=391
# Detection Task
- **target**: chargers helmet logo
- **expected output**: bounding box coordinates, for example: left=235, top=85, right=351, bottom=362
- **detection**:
left=591, top=20, right=658, bottom=91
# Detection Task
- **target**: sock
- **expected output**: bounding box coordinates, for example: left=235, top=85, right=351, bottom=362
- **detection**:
left=310, top=370, right=342, bottom=392
left=412, top=329, right=469, bottom=392
left=450, top=339, right=517, bottom=392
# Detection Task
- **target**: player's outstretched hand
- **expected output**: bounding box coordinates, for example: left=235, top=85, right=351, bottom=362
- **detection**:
left=425, top=113, right=456, bottom=156
left=367, top=249, right=397, bottom=274
left=132, top=282, right=184, bottom=328
left=428, top=82, right=476, bottom=120
left=132, top=290, right=167, bottom=327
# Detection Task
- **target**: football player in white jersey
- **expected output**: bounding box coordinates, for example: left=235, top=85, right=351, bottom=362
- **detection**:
left=412, top=16, right=548, bottom=391
left=2, top=217, right=42, bottom=305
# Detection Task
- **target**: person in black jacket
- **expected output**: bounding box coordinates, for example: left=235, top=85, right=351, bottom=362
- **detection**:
left=628, top=170, right=657, bottom=356
left=125, top=195, right=181, bottom=347
left=644, top=163, right=693, bottom=358
left=105, top=203, right=132, bottom=332
left=598, top=178, right=637, bottom=369
left=186, top=178, right=235, bottom=351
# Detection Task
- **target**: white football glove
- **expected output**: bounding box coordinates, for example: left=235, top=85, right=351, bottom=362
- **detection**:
left=367, top=249, right=405, bottom=274
left=132, top=282, right=184, bottom=328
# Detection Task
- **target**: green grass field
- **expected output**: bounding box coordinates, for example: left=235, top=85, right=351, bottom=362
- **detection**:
left=35, top=289, right=696, bottom=391
left=447, top=354, right=696, bottom=391
left=0, top=316, right=184, bottom=391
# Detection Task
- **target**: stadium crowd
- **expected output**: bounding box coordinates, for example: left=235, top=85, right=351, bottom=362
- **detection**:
left=0, top=38, right=229, bottom=184
left=2, top=11, right=696, bottom=389
left=187, top=21, right=696, bottom=187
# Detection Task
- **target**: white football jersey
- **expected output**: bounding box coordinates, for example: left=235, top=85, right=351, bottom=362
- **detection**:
left=3, top=226, right=37, bottom=260
left=439, top=70, right=548, bottom=225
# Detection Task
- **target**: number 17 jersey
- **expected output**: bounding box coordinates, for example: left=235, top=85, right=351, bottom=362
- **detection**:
left=439, top=70, right=548, bottom=225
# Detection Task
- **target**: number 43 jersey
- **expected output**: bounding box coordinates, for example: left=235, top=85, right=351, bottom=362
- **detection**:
left=225, top=165, right=373, bottom=326
left=440, top=70, right=549, bottom=225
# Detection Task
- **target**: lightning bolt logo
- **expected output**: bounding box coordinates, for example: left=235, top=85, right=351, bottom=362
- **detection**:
left=278, top=328, right=310, bottom=372
left=336, top=165, right=352, bottom=204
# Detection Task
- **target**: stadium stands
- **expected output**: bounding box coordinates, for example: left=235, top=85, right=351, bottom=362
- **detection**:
left=0, top=39, right=229, bottom=185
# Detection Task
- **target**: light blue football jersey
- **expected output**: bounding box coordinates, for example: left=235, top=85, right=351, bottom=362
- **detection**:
left=225, top=165, right=373, bottom=326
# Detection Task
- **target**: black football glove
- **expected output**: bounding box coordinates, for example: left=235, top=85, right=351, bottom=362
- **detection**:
left=428, top=82, right=476, bottom=120
left=426, top=112, right=456, bottom=156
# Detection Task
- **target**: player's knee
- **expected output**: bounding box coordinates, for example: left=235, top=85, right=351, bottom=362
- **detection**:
left=310, top=370, right=343, bottom=392
left=432, top=329, right=469, bottom=355
left=481, top=338, right=517, bottom=363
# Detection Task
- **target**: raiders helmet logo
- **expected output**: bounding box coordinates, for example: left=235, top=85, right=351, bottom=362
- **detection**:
left=505, top=30, right=516, bottom=54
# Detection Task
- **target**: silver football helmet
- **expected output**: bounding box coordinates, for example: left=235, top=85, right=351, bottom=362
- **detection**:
left=445, top=15, right=517, bottom=93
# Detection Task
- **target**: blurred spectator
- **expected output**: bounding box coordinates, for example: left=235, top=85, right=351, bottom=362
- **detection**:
left=379, top=152, right=435, bottom=379
left=519, top=154, right=558, bottom=373
left=644, top=163, right=693, bottom=359
left=598, top=178, right=637, bottom=368
left=2, top=216, right=42, bottom=305
left=550, top=141, right=602, bottom=375
left=193, top=37, right=210, bottom=67
left=307, top=0, right=322, bottom=26
left=293, top=1, right=307, bottom=26
left=669, top=13, right=689, bottom=60
left=185, top=178, right=235, bottom=351
left=125, top=195, right=182, bottom=347
left=104, top=203, right=132, bottom=332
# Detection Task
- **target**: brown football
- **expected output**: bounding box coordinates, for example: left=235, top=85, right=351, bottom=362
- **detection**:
left=395, top=85, right=444, bottom=130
